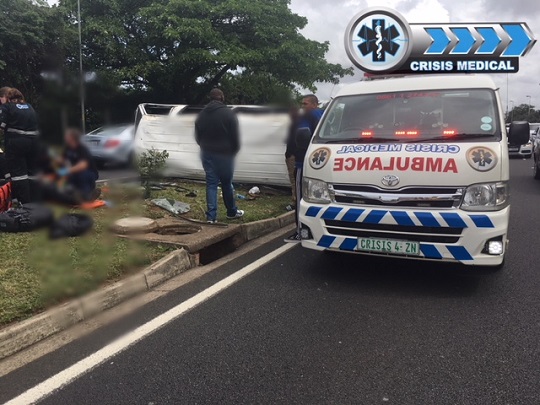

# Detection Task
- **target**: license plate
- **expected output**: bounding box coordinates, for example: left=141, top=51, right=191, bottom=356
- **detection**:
left=357, top=238, right=421, bottom=256
left=509, top=147, right=519, bottom=152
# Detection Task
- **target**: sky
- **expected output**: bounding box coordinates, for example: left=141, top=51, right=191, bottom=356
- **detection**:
left=46, top=0, right=539, bottom=110
left=290, top=0, right=540, bottom=110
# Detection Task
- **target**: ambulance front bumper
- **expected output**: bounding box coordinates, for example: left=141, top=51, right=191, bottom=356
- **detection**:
left=298, top=201, right=509, bottom=266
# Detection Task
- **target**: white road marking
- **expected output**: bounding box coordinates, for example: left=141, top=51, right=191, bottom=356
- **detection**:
left=5, top=243, right=296, bottom=405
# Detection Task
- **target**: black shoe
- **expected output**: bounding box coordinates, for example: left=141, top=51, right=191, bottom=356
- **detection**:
left=284, top=232, right=301, bottom=243
left=285, top=204, right=296, bottom=212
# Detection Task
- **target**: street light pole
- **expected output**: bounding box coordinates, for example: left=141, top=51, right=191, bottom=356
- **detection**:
left=510, top=100, right=515, bottom=122
left=527, top=95, right=532, bottom=121
left=77, top=0, right=86, bottom=134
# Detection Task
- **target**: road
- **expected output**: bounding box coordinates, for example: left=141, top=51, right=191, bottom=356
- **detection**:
left=98, top=167, right=138, bottom=183
left=1, top=158, right=540, bottom=405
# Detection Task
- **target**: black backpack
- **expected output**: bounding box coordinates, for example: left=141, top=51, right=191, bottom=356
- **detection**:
left=0, top=203, right=54, bottom=233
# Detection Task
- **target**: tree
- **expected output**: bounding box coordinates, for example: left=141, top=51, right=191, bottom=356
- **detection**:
left=0, top=0, right=68, bottom=103
left=59, top=0, right=352, bottom=104
left=508, top=104, right=540, bottom=123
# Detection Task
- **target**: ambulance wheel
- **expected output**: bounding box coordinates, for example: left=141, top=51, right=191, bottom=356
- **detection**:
left=534, top=159, right=540, bottom=180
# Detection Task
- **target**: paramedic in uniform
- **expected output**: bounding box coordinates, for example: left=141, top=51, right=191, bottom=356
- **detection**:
left=0, top=87, right=9, bottom=177
left=0, top=88, right=40, bottom=203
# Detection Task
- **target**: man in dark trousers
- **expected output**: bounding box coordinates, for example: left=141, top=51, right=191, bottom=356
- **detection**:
left=284, top=94, right=324, bottom=243
left=0, top=88, right=40, bottom=203
left=58, top=128, right=100, bottom=202
left=195, top=88, right=244, bottom=223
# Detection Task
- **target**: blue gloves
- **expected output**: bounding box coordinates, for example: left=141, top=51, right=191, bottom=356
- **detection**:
left=57, top=167, right=70, bottom=177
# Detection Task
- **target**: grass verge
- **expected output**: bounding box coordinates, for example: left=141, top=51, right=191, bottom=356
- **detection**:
left=0, top=180, right=292, bottom=327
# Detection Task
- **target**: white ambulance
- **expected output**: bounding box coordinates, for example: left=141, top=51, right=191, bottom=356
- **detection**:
left=298, top=75, right=529, bottom=268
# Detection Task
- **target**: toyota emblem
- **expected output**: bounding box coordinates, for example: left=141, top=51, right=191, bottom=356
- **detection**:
left=381, top=175, right=400, bottom=187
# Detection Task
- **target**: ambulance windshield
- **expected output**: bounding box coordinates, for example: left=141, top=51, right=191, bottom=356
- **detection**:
left=317, top=89, right=500, bottom=143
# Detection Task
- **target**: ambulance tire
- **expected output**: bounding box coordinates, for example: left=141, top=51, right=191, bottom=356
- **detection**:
left=534, top=159, right=540, bottom=180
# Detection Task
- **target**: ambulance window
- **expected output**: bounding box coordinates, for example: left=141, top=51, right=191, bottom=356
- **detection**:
left=316, top=89, right=500, bottom=143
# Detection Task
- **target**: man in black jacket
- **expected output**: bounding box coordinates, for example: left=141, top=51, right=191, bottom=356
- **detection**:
left=195, top=88, right=244, bottom=223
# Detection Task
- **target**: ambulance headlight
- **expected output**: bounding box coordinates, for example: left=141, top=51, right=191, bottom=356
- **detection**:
left=461, top=182, right=509, bottom=211
left=303, top=178, right=331, bottom=204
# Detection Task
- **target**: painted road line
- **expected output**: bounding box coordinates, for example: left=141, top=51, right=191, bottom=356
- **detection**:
left=5, top=243, right=296, bottom=405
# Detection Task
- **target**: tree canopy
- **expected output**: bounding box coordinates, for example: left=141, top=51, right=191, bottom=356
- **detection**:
left=1, top=0, right=352, bottom=138
left=0, top=0, right=67, bottom=102
left=59, top=0, right=351, bottom=104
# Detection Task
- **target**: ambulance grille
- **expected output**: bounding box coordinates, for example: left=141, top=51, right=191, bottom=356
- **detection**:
left=331, top=185, right=464, bottom=209
left=324, top=220, right=463, bottom=244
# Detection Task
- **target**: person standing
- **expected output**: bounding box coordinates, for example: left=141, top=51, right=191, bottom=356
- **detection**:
left=0, top=88, right=40, bottom=203
left=284, top=94, right=324, bottom=243
left=195, top=88, right=244, bottom=224
left=284, top=105, right=300, bottom=212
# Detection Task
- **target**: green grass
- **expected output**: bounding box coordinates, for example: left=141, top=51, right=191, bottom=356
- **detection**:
left=146, top=181, right=292, bottom=223
left=0, top=181, right=292, bottom=327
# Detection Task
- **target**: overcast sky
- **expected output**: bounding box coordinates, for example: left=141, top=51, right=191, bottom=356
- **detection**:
left=46, top=0, right=538, bottom=109
left=291, top=0, right=540, bottom=110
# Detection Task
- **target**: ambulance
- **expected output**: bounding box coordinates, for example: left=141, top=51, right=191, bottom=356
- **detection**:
left=298, top=75, right=529, bottom=268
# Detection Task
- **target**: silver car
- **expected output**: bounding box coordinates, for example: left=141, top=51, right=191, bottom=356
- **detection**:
left=83, top=125, right=135, bottom=168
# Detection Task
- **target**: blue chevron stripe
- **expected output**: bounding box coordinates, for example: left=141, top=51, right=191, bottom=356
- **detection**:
left=420, top=244, right=443, bottom=260
left=363, top=210, right=388, bottom=224
left=502, top=24, right=533, bottom=57
left=476, top=27, right=501, bottom=54
left=305, top=207, right=322, bottom=217
left=425, top=28, right=451, bottom=54
left=450, top=27, right=475, bottom=54
left=414, top=212, right=440, bottom=227
left=440, top=213, right=468, bottom=228
left=469, top=215, right=495, bottom=228
left=447, top=246, right=474, bottom=261
left=318, top=235, right=336, bottom=248
left=391, top=211, right=415, bottom=227
left=321, top=207, right=342, bottom=220
left=342, top=208, right=365, bottom=223
left=340, top=238, right=357, bottom=251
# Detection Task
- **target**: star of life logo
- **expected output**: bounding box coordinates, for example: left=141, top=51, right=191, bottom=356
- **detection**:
left=345, top=8, right=411, bottom=73
left=466, top=147, right=498, bottom=172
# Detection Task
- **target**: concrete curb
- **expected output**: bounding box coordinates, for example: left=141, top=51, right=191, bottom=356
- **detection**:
left=0, top=250, right=192, bottom=361
left=0, top=212, right=295, bottom=361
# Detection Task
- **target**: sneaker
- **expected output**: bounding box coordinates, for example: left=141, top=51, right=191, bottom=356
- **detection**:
left=284, top=232, right=301, bottom=243
left=285, top=204, right=296, bottom=212
left=207, top=220, right=217, bottom=224
left=227, top=210, right=245, bottom=220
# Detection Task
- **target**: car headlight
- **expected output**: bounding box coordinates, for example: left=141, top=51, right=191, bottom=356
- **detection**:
left=461, top=182, right=509, bottom=211
left=302, top=177, right=331, bottom=204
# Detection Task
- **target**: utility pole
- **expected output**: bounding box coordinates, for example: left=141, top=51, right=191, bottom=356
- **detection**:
left=527, top=95, right=532, bottom=121
left=78, top=0, right=86, bottom=134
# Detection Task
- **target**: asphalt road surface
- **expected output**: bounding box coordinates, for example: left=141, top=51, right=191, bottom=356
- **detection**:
left=98, top=167, right=138, bottom=182
left=2, top=158, right=540, bottom=405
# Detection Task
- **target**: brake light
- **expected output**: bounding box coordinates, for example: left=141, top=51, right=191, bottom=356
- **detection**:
left=104, top=139, right=121, bottom=148
left=395, top=130, right=419, bottom=137
left=361, top=130, right=373, bottom=137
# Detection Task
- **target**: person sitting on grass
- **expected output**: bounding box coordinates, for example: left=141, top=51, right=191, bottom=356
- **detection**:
left=57, top=128, right=100, bottom=202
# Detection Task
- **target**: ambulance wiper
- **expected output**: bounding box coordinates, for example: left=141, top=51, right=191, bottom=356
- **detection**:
left=323, top=138, right=397, bottom=144
left=406, top=134, right=496, bottom=143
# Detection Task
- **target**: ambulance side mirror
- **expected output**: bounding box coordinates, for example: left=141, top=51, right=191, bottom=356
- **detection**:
left=508, top=121, right=530, bottom=146
left=296, top=128, right=312, bottom=152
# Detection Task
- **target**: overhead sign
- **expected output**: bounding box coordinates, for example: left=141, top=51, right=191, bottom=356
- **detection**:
left=344, top=7, right=536, bottom=74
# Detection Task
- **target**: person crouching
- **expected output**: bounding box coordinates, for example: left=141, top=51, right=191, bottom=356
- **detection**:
left=57, top=128, right=100, bottom=202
